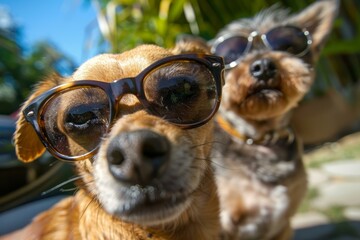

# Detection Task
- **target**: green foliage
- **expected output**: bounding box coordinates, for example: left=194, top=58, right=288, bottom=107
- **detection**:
left=0, top=27, right=76, bottom=115
left=90, top=0, right=319, bottom=52
left=91, top=0, right=360, bottom=54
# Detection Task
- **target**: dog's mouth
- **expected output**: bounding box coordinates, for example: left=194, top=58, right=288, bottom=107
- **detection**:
left=247, top=81, right=281, bottom=98
left=113, top=185, right=191, bottom=225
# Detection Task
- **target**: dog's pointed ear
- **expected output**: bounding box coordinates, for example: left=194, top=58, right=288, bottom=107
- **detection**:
left=172, top=34, right=211, bottom=54
left=287, top=0, right=339, bottom=57
left=14, top=74, right=64, bottom=162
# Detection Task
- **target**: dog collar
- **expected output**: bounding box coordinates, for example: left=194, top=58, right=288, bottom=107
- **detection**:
left=216, top=115, right=295, bottom=145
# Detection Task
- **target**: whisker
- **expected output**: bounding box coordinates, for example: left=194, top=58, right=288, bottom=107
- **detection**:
left=59, top=187, right=79, bottom=192
left=80, top=195, right=97, bottom=221
left=190, top=141, right=215, bottom=149
left=41, top=176, right=82, bottom=196
left=193, top=156, right=245, bottom=172
left=210, top=160, right=237, bottom=170
left=193, top=154, right=223, bottom=161
left=193, top=156, right=221, bottom=167
left=211, top=140, right=229, bottom=146
left=47, top=160, right=59, bottom=167
left=190, top=140, right=227, bottom=149
left=48, top=160, right=76, bottom=168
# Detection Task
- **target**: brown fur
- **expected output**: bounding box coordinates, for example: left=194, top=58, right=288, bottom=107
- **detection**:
left=211, top=1, right=338, bottom=239
left=2, top=44, right=220, bottom=239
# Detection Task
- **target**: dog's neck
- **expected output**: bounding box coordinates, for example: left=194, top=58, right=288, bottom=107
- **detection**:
left=218, top=108, right=293, bottom=144
left=75, top=166, right=219, bottom=239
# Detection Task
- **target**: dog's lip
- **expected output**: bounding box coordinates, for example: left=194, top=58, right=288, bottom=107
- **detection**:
left=116, top=187, right=190, bottom=218
left=247, top=83, right=281, bottom=97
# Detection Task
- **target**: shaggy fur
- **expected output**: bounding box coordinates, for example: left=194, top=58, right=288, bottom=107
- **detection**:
left=1, top=43, right=221, bottom=240
left=211, top=1, right=338, bottom=239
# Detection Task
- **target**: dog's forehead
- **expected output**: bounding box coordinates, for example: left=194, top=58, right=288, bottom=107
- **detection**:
left=73, top=45, right=172, bottom=82
left=218, top=6, right=291, bottom=36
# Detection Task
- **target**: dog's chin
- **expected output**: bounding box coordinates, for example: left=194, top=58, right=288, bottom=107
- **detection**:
left=236, top=88, right=287, bottom=119
left=110, top=190, right=192, bottom=226
left=247, top=87, right=282, bottom=100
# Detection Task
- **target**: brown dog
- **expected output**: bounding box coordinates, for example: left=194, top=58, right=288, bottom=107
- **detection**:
left=1, top=43, right=224, bottom=239
left=210, top=1, right=338, bottom=239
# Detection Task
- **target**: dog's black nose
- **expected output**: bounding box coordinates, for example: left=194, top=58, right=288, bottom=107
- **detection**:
left=250, top=58, right=277, bottom=81
left=106, top=130, right=170, bottom=185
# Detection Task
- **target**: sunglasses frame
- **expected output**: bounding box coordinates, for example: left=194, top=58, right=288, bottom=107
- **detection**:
left=23, top=54, right=225, bottom=161
left=211, top=25, right=312, bottom=69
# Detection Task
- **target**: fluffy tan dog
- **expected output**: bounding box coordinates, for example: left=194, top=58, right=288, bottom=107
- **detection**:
left=210, top=1, right=338, bottom=239
left=1, top=43, right=224, bottom=240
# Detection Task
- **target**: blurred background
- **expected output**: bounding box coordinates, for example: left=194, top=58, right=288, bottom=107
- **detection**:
left=1, top=0, right=359, bottom=140
left=0, top=0, right=359, bottom=238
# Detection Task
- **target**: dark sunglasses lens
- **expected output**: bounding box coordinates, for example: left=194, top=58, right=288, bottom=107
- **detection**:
left=213, top=36, right=248, bottom=65
left=40, top=87, right=110, bottom=158
left=143, top=61, right=218, bottom=126
left=265, top=26, right=309, bottom=55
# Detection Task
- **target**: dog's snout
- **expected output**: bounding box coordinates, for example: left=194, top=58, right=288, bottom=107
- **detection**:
left=106, top=130, right=170, bottom=185
left=250, top=58, right=277, bottom=81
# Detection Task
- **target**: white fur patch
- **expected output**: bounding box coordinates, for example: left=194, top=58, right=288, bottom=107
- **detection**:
left=93, top=132, right=207, bottom=226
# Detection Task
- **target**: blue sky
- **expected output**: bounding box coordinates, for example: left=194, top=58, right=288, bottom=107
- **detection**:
left=0, top=0, right=98, bottom=65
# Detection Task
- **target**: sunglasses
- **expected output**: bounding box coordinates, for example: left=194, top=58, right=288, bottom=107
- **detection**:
left=211, top=25, right=312, bottom=69
left=23, top=54, right=225, bottom=161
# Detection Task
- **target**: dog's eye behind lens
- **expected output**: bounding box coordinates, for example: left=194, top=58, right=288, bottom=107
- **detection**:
left=65, top=104, right=104, bottom=131
left=155, top=76, right=199, bottom=106
left=265, top=26, right=308, bottom=55
left=214, top=36, right=248, bottom=65
left=40, top=87, right=110, bottom=157
left=144, top=61, right=218, bottom=125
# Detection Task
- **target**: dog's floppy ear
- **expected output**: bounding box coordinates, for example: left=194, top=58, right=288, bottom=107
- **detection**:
left=14, top=74, right=64, bottom=162
left=287, top=0, right=339, bottom=58
left=172, top=34, right=211, bottom=54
